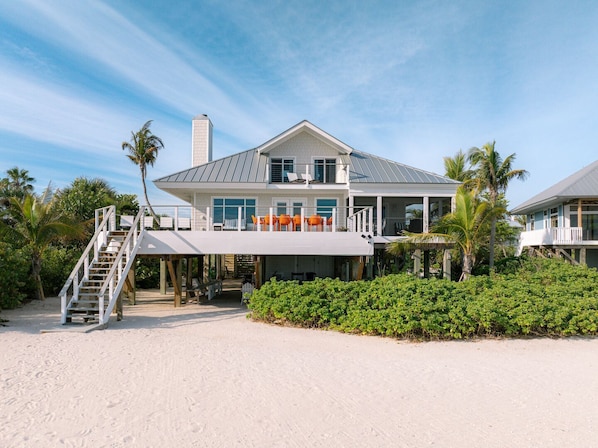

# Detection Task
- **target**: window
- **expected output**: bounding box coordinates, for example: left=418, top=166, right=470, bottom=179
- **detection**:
left=316, top=198, right=337, bottom=219
left=314, top=158, right=336, bottom=183
left=270, top=158, right=294, bottom=183
left=213, top=198, right=256, bottom=225
left=550, top=207, right=559, bottom=228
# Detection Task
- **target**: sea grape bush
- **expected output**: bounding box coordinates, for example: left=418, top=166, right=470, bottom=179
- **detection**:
left=248, top=258, right=598, bottom=340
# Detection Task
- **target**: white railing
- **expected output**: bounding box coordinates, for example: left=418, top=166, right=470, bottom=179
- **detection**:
left=96, top=208, right=146, bottom=324
left=59, top=206, right=117, bottom=324
left=551, top=227, right=583, bottom=244
left=347, top=207, right=374, bottom=234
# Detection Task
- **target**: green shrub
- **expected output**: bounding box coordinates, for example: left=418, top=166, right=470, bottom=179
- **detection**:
left=248, top=258, right=598, bottom=340
left=0, top=243, right=28, bottom=310
left=41, top=246, right=82, bottom=297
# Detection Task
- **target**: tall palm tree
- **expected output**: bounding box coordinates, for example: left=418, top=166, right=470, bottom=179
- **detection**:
left=443, top=150, right=474, bottom=184
left=6, top=167, right=35, bottom=196
left=0, top=192, right=83, bottom=300
left=468, top=141, right=528, bottom=269
left=388, top=187, right=497, bottom=280
left=122, top=120, right=164, bottom=220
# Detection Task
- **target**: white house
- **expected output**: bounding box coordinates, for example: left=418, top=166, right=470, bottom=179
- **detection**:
left=512, top=160, right=598, bottom=267
left=60, top=115, right=459, bottom=325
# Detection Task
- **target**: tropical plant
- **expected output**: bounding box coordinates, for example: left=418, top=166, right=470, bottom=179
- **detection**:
left=388, top=187, right=498, bottom=280
left=443, top=149, right=474, bottom=184
left=0, top=192, right=83, bottom=300
left=56, top=177, right=117, bottom=223
left=468, top=141, right=528, bottom=269
left=1, top=167, right=36, bottom=209
left=122, top=120, right=164, bottom=220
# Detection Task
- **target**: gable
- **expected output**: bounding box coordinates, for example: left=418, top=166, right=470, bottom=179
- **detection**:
left=257, top=120, right=353, bottom=155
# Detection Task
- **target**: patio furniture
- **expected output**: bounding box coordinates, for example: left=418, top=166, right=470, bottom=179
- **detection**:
left=120, top=215, right=134, bottom=229
left=307, top=214, right=323, bottom=231
left=241, top=282, right=254, bottom=304
left=264, top=214, right=278, bottom=230
left=286, top=172, right=303, bottom=183
left=251, top=215, right=265, bottom=230
left=292, top=214, right=303, bottom=231
left=278, top=214, right=292, bottom=231
left=159, top=216, right=173, bottom=229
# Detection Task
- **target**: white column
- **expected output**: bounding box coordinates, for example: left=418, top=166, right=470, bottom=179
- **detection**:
left=376, top=196, right=383, bottom=236
left=423, top=196, right=429, bottom=233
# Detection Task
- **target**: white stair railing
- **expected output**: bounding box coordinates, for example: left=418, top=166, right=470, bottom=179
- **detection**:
left=96, top=207, right=146, bottom=324
left=59, top=206, right=117, bottom=324
left=347, top=207, right=374, bottom=234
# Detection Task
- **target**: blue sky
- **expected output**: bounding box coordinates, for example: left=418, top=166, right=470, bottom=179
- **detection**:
left=1, top=0, right=597, bottom=209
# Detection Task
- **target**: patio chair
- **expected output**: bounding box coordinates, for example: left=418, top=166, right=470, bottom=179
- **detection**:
left=120, top=215, right=134, bottom=229
left=159, top=216, right=173, bottom=229
left=286, top=172, right=304, bottom=183
left=241, top=282, right=254, bottom=304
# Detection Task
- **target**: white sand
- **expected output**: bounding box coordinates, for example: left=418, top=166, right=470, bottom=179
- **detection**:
left=1, top=289, right=598, bottom=448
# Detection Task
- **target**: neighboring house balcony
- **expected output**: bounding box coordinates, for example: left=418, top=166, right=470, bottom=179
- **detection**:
left=517, top=227, right=598, bottom=251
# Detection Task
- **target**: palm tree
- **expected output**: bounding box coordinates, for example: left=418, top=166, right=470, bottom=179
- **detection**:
left=0, top=192, right=83, bottom=300
left=6, top=167, right=35, bottom=196
left=388, top=187, right=497, bottom=280
left=468, top=141, right=528, bottom=269
left=122, top=120, right=164, bottom=220
left=443, top=150, right=474, bottom=184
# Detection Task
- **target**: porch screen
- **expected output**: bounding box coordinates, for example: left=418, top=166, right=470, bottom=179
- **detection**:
left=213, top=198, right=256, bottom=224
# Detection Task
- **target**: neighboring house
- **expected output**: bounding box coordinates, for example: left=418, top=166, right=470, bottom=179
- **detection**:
left=60, top=115, right=459, bottom=325
left=512, top=160, right=598, bottom=267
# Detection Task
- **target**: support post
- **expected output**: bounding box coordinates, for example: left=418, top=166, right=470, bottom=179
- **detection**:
left=166, top=259, right=182, bottom=307
left=160, top=257, right=167, bottom=295
left=443, top=249, right=452, bottom=280
left=412, top=249, right=421, bottom=278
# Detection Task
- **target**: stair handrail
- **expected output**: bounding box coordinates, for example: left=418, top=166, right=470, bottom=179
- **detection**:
left=59, top=206, right=117, bottom=324
left=95, top=207, right=146, bottom=324
left=347, top=206, right=374, bottom=234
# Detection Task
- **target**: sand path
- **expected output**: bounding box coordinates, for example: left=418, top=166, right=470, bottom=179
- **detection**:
left=1, top=289, right=598, bottom=447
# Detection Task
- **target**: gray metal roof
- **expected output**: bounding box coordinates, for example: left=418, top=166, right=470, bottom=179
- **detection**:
left=155, top=149, right=266, bottom=183
left=348, top=150, right=458, bottom=184
left=154, top=148, right=457, bottom=185
left=511, top=160, right=598, bottom=214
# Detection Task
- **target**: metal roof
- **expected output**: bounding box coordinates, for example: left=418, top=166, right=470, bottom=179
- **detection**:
left=154, top=148, right=457, bottom=185
left=348, top=150, right=458, bottom=184
left=511, top=160, right=598, bottom=214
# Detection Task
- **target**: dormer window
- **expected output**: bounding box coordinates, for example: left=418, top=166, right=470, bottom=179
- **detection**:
left=270, top=158, right=294, bottom=183
left=314, top=158, right=336, bottom=183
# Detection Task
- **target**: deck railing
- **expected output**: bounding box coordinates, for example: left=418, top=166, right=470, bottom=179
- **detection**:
left=518, top=227, right=584, bottom=248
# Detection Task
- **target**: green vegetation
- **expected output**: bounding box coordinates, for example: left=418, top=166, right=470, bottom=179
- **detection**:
left=248, top=258, right=598, bottom=340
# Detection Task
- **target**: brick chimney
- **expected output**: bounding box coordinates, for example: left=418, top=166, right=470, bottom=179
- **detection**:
left=191, top=114, right=213, bottom=167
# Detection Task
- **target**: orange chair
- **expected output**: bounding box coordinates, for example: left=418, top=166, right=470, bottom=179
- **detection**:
left=264, top=214, right=278, bottom=230
left=251, top=215, right=264, bottom=230
left=307, top=214, right=323, bottom=231
left=278, top=214, right=292, bottom=231
left=292, top=214, right=302, bottom=231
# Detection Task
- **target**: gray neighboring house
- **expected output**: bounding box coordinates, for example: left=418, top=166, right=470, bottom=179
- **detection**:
left=512, top=160, right=598, bottom=267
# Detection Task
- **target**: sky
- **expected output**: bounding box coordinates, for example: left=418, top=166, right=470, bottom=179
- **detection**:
left=1, top=0, right=598, bottom=209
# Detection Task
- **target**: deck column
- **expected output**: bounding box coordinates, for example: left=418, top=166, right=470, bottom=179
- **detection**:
left=443, top=249, right=452, bottom=280
left=376, top=196, right=383, bottom=236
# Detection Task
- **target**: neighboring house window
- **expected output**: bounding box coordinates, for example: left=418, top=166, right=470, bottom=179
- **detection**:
left=316, top=198, right=337, bottom=218
left=529, top=214, right=534, bottom=231
left=270, top=158, right=294, bottom=183
left=213, top=198, right=256, bottom=225
left=314, top=158, right=336, bottom=183
left=550, top=207, right=559, bottom=227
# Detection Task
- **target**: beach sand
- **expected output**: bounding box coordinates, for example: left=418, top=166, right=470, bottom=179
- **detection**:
left=1, top=284, right=598, bottom=447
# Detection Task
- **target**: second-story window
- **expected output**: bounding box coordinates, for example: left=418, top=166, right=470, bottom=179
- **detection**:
left=270, top=158, right=294, bottom=183
left=314, top=158, right=336, bottom=183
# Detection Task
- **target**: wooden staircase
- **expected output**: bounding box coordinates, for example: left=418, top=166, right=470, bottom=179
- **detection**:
left=65, top=231, right=127, bottom=323
left=60, top=206, right=146, bottom=328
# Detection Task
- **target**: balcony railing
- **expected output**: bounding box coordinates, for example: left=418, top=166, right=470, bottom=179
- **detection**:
left=268, top=162, right=349, bottom=185
left=124, top=205, right=378, bottom=234
left=519, top=227, right=584, bottom=247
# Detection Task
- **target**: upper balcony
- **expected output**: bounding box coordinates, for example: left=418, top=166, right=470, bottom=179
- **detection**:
left=267, top=160, right=349, bottom=186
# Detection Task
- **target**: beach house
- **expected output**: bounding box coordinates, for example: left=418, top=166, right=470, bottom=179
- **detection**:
left=60, top=115, right=459, bottom=325
left=512, top=160, right=598, bottom=267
